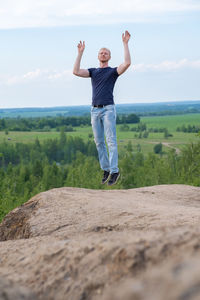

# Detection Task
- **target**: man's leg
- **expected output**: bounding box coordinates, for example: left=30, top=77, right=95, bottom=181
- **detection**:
left=91, top=107, right=110, bottom=172
left=103, top=105, right=119, bottom=174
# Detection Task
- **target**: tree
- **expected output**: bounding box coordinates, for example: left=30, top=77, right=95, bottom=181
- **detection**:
left=137, top=123, right=147, bottom=132
left=65, top=155, right=101, bottom=189
left=126, top=141, right=133, bottom=152
left=137, top=144, right=141, bottom=152
left=143, top=131, right=149, bottom=138
left=164, top=128, right=169, bottom=139
left=126, top=114, right=140, bottom=124
left=138, top=132, right=142, bottom=139
left=154, top=143, right=163, bottom=154
left=0, top=153, right=4, bottom=167
left=32, top=159, right=43, bottom=178
left=59, top=128, right=67, bottom=147
left=34, top=138, right=41, bottom=151
left=0, top=119, right=6, bottom=130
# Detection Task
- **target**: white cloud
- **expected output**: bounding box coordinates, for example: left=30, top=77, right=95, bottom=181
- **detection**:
left=133, top=59, right=200, bottom=72
left=4, top=69, right=47, bottom=85
left=0, top=68, right=73, bottom=86
left=48, top=70, right=73, bottom=80
left=23, top=69, right=43, bottom=80
left=1, top=59, right=200, bottom=87
left=0, top=0, right=200, bottom=28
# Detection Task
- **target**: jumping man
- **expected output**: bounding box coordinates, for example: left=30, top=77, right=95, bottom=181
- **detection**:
left=73, top=30, right=131, bottom=186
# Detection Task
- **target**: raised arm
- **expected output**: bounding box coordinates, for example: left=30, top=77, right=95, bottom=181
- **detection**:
left=73, top=41, right=90, bottom=77
left=117, top=31, right=131, bottom=76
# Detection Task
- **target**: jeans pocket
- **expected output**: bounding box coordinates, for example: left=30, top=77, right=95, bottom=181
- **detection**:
left=106, top=105, right=116, bottom=119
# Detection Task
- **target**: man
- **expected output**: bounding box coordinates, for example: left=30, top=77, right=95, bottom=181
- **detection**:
left=73, top=30, right=131, bottom=186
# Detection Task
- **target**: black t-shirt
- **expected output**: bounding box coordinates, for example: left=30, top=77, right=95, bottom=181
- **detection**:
left=88, top=67, right=119, bottom=106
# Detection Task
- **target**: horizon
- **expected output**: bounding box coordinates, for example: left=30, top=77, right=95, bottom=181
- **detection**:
left=1, top=99, right=200, bottom=111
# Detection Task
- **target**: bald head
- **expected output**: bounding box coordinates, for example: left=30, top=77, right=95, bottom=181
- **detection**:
left=98, top=48, right=111, bottom=63
left=99, top=47, right=111, bottom=56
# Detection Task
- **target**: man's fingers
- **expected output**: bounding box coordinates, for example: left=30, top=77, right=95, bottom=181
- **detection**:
left=122, top=31, right=131, bottom=40
left=78, top=41, right=85, bottom=47
left=125, top=31, right=130, bottom=36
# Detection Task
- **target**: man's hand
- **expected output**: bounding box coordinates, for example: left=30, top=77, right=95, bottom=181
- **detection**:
left=122, top=31, right=131, bottom=44
left=73, top=40, right=89, bottom=77
left=77, top=41, right=85, bottom=54
left=117, top=30, right=131, bottom=75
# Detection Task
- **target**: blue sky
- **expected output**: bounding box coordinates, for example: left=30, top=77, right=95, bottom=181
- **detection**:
left=0, top=0, right=200, bottom=108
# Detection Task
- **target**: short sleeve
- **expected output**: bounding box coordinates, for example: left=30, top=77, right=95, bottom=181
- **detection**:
left=113, top=67, right=119, bottom=78
left=88, top=68, right=96, bottom=77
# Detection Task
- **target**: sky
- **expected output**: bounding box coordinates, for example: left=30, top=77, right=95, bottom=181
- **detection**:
left=0, top=0, right=200, bottom=108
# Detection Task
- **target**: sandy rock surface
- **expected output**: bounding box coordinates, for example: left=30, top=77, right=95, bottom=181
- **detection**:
left=0, top=185, right=200, bottom=300
left=0, top=276, right=37, bottom=300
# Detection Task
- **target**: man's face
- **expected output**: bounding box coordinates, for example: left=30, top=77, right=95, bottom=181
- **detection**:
left=98, top=48, right=111, bottom=63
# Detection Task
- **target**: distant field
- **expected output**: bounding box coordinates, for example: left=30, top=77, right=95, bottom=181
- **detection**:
left=118, top=114, right=199, bottom=153
left=0, top=131, right=60, bottom=144
left=0, top=113, right=199, bottom=155
left=140, top=114, right=200, bottom=131
left=0, top=110, right=71, bottom=118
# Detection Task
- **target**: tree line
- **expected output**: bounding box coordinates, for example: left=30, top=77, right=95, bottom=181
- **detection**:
left=120, top=123, right=173, bottom=139
left=176, top=124, right=200, bottom=133
left=0, top=114, right=140, bottom=132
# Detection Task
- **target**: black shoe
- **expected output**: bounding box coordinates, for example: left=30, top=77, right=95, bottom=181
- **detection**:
left=101, top=171, right=110, bottom=184
left=107, top=172, right=120, bottom=186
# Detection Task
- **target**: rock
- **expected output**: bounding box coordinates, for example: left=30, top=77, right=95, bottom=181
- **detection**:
left=0, top=197, right=39, bottom=241
left=0, top=277, right=37, bottom=300
left=0, top=185, right=200, bottom=300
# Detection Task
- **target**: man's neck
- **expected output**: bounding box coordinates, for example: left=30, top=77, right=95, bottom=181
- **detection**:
left=99, top=62, right=109, bottom=68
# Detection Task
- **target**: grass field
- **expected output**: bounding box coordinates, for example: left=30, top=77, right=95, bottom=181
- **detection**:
left=0, top=113, right=199, bottom=155
left=140, top=114, right=200, bottom=131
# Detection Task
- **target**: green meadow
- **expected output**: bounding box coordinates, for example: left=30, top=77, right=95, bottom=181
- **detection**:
left=0, top=113, right=199, bottom=155
left=140, top=114, right=200, bottom=131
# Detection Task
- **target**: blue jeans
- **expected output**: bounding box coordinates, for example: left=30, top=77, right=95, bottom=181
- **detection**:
left=91, top=104, right=119, bottom=174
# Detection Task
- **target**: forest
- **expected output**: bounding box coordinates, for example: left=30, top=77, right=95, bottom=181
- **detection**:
left=0, top=127, right=199, bottom=222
